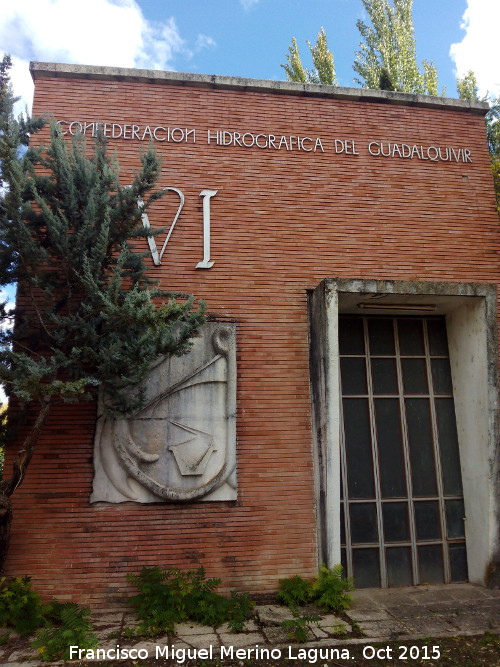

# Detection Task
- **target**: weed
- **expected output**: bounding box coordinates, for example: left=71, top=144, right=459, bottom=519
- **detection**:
left=0, top=577, right=98, bottom=661
left=128, top=566, right=182, bottom=635
left=0, top=630, right=10, bottom=645
left=31, top=602, right=97, bottom=662
left=277, top=575, right=313, bottom=606
left=0, top=576, right=45, bottom=636
left=179, top=568, right=228, bottom=627
left=479, top=632, right=499, bottom=646
left=331, top=621, right=348, bottom=636
left=281, top=606, right=320, bottom=643
left=122, top=625, right=140, bottom=639
left=311, top=564, right=354, bottom=613
left=226, top=591, right=255, bottom=632
left=127, top=566, right=253, bottom=636
left=278, top=564, right=354, bottom=615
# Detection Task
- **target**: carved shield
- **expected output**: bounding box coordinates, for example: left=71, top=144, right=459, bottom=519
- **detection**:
left=90, top=323, right=237, bottom=503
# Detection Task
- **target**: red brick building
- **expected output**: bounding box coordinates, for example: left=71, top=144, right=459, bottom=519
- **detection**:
left=6, top=62, right=499, bottom=605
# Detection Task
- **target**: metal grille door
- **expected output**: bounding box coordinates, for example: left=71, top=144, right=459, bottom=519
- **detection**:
left=339, top=316, right=467, bottom=588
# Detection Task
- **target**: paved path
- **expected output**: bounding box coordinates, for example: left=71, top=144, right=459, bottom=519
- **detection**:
left=2, top=583, right=498, bottom=665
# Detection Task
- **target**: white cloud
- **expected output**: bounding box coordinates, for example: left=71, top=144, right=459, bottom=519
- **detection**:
left=195, top=34, right=217, bottom=52
left=10, top=55, right=35, bottom=115
left=0, top=0, right=215, bottom=112
left=240, top=0, right=261, bottom=10
left=450, top=0, right=500, bottom=98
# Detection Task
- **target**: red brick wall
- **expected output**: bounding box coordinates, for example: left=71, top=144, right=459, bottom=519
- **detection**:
left=5, top=73, right=499, bottom=606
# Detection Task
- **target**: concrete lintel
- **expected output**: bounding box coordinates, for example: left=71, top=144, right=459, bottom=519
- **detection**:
left=323, top=277, right=497, bottom=299
left=29, top=62, right=489, bottom=116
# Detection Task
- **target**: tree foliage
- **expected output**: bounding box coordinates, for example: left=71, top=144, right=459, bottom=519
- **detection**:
left=457, top=70, right=500, bottom=215
left=0, top=54, right=206, bottom=567
left=281, top=38, right=308, bottom=84
left=487, top=107, right=500, bottom=215
left=281, top=28, right=336, bottom=86
left=1, top=123, right=205, bottom=415
left=457, top=70, right=481, bottom=102
left=307, top=28, right=336, bottom=85
left=353, top=0, right=440, bottom=95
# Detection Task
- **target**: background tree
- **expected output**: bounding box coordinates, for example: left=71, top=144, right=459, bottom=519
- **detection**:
left=488, top=108, right=500, bottom=215
left=281, top=28, right=336, bottom=85
left=0, top=56, right=205, bottom=569
left=353, top=0, right=440, bottom=95
left=281, top=38, right=308, bottom=83
left=457, top=70, right=480, bottom=101
left=457, top=70, right=500, bottom=215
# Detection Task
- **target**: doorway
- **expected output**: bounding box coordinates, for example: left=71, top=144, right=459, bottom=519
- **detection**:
left=339, top=316, right=467, bottom=587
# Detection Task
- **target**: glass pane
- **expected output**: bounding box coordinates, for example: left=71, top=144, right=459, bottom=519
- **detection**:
left=402, top=358, right=428, bottom=394
left=341, top=317, right=465, bottom=591
left=343, top=399, right=375, bottom=498
left=350, top=503, right=378, bottom=544
left=352, top=549, right=381, bottom=588
left=368, top=319, right=395, bottom=355
left=383, top=502, right=410, bottom=542
left=427, top=319, right=448, bottom=356
left=371, top=358, right=398, bottom=395
left=435, top=399, right=463, bottom=495
left=405, top=399, right=438, bottom=496
left=339, top=317, right=365, bottom=355
left=341, top=547, right=347, bottom=574
left=341, top=357, right=368, bottom=395
left=375, top=398, right=407, bottom=498
left=431, top=358, right=453, bottom=395
left=418, top=544, right=444, bottom=584
left=446, top=499, right=465, bottom=539
left=449, top=544, right=468, bottom=582
left=415, top=501, right=442, bottom=540
left=386, top=547, right=413, bottom=586
left=398, top=319, right=425, bottom=355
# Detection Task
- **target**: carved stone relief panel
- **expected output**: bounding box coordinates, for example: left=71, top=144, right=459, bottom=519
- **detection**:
left=90, top=322, right=237, bottom=503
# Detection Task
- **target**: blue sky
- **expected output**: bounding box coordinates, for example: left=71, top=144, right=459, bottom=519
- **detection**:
left=0, top=0, right=498, bottom=114
left=138, top=0, right=469, bottom=90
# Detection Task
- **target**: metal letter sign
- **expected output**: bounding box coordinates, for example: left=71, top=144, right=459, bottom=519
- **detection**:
left=196, top=189, right=217, bottom=269
left=141, top=187, right=184, bottom=266
left=141, top=188, right=217, bottom=269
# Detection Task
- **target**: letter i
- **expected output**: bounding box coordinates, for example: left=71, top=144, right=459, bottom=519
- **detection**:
left=196, top=190, right=217, bottom=269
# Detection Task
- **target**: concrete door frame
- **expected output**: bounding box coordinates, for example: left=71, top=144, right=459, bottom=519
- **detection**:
left=309, top=278, right=499, bottom=586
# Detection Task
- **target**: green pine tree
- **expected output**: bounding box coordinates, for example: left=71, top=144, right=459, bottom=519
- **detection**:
left=0, top=55, right=206, bottom=569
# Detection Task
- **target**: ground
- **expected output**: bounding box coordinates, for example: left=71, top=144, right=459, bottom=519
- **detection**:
left=1, top=583, right=498, bottom=665
left=75, top=634, right=500, bottom=666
